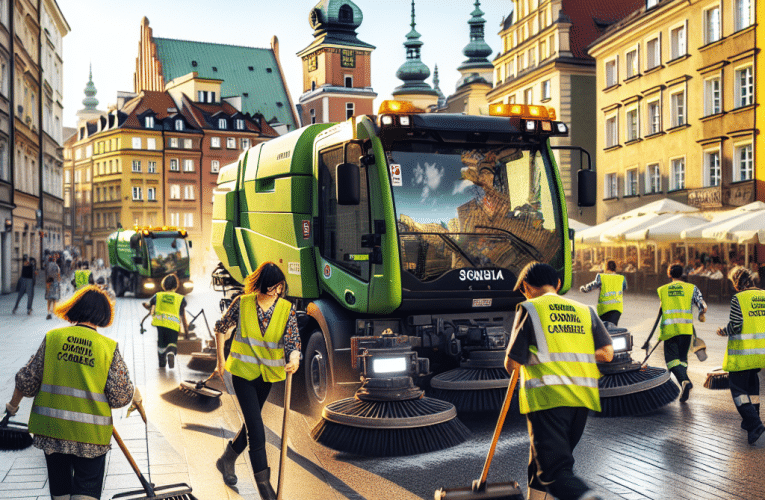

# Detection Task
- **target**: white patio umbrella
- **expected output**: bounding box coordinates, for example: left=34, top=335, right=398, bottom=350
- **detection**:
left=701, top=209, right=765, bottom=244
left=600, top=212, right=665, bottom=243
left=575, top=217, right=626, bottom=245
left=619, top=198, right=698, bottom=218
left=568, top=219, right=591, bottom=232
left=681, top=201, right=765, bottom=242
left=625, top=214, right=709, bottom=242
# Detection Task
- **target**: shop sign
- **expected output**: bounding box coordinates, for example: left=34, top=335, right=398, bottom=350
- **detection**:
left=687, top=186, right=721, bottom=208
left=722, top=181, right=754, bottom=207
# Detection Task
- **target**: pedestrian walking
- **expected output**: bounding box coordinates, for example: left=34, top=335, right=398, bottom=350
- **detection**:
left=579, top=260, right=626, bottom=325
left=4, top=285, right=139, bottom=500
left=148, top=274, right=189, bottom=369
left=505, top=262, right=613, bottom=500
left=72, top=261, right=94, bottom=291
left=12, top=255, right=36, bottom=315
left=716, top=267, right=765, bottom=445
left=214, top=262, right=301, bottom=500
left=657, top=264, right=707, bottom=403
left=44, top=254, right=61, bottom=320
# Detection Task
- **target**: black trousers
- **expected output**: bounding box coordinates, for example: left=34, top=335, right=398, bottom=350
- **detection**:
left=45, top=452, right=106, bottom=499
left=156, top=326, right=179, bottom=366
left=231, top=375, right=273, bottom=473
left=729, top=369, right=762, bottom=431
left=599, top=310, right=621, bottom=326
left=526, top=406, right=591, bottom=500
left=664, top=334, right=692, bottom=384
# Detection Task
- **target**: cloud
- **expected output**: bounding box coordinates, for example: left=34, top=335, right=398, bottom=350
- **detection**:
left=452, top=179, right=472, bottom=194
left=417, top=162, right=443, bottom=202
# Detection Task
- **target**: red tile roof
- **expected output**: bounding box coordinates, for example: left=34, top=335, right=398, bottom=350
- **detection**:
left=562, top=0, right=644, bottom=59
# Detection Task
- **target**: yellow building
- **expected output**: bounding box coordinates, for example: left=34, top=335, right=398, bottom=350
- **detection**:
left=589, top=0, right=757, bottom=223
left=757, top=0, right=764, bottom=262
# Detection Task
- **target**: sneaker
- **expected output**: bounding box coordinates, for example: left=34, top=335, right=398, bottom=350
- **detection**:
left=167, top=352, right=175, bottom=369
left=679, top=380, right=693, bottom=403
left=748, top=424, right=765, bottom=445
left=27, top=309, right=32, bottom=315
left=158, top=353, right=167, bottom=368
left=46, top=314, right=52, bottom=320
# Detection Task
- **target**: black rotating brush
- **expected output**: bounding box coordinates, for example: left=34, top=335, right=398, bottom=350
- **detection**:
left=311, top=333, right=471, bottom=457
left=704, top=367, right=730, bottom=389
left=596, top=324, right=679, bottom=418
left=428, top=351, right=511, bottom=413
left=0, top=411, right=33, bottom=450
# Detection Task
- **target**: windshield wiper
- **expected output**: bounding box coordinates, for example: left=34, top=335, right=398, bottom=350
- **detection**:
left=400, top=231, right=477, bottom=267
left=474, top=225, right=542, bottom=260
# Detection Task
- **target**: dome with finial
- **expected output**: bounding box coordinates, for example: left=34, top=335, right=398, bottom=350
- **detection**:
left=303, top=0, right=374, bottom=49
left=432, top=64, right=446, bottom=108
left=82, top=64, right=99, bottom=110
left=458, top=0, right=493, bottom=74
left=393, top=0, right=436, bottom=96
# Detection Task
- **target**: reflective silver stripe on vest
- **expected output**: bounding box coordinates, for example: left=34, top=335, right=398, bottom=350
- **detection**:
left=40, top=384, right=108, bottom=403
left=662, top=318, right=693, bottom=325
left=524, top=374, right=599, bottom=389
left=734, top=394, right=752, bottom=406
left=235, top=335, right=281, bottom=350
left=601, top=291, right=621, bottom=298
left=521, top=303, right=550, bottom=364
left=230, top=351, right=285, bottom=367
left=729, top=333, right=765, bottom=341
left=32, top=405, right=112, bottom=426
left=549, top=352, right=597, bottom=364
left=600, top=299, right=621, bottom=305
left=664, top=309, right=692, bottom=315
left=155, top=313, right=180, bottom=323
left=727, top=348, right=765, bottom=356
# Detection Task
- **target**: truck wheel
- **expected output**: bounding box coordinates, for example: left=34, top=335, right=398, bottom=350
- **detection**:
left=304, top=330, right=335, bottom=414
left=112, top=270, right=125, bottom=297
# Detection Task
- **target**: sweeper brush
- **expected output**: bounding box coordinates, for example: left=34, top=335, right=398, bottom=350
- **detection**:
left=178, top=377, right=222, bottom=399
left=596, top=324, right=679, bottom=418
left=428, top=351, right=511, bottom=413
left=0, top=411, right=33, bottom=450
left=704, top=367, right=730, bottom=389
left=311, top=333, right=470, bottom=457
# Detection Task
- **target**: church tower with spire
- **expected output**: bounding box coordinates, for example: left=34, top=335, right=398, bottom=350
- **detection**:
left=76, top=65, right=104, bottom=124
left=297, top=0, right=377, bottom=125
left=391, top=0, right=438, bottom=109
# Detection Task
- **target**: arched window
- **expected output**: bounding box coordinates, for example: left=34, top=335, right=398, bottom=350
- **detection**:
left=338, top=5, right=353, bottom=22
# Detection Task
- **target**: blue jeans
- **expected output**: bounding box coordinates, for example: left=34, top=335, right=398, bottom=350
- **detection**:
left=13, top=277, right=34, bottom=312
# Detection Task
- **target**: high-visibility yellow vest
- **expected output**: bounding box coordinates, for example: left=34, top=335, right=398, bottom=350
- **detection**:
left=658, top=282, right=696, bottom=340
left=28, top=325, right=117, bottom=446
left=723, top=290, right=765, bottom=372
left=518, top=295, right=601, bottom=414
left=74, top=270, right=92, bottom=290
left=151, top=291, right=183, bottom=332
left=597, top=273, right=625, bottom=316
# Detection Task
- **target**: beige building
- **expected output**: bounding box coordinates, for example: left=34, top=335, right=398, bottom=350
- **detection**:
left=757, top=0, right=764, bottom=262
left=487, top=0, right=643, bottom=225
left=589, top=0, right=757, bottom=223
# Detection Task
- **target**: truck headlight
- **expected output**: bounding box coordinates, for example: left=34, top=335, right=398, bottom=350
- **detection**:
left=143, top=282, right=155, bottom=289
left=372, top=357, right=407, bottom=374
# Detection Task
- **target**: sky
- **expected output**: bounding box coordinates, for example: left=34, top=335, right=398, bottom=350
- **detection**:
left=56, top=0, right=512, bottom=128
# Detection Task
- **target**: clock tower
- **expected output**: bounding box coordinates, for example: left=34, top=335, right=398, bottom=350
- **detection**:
left=297, top=0, right=377, bottom=125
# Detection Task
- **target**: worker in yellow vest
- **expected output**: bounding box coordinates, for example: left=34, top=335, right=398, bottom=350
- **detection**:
left=72, top=260, right=94, bottom=291
left=506, top=262, right=614, bottom=500
left=149, top=274, right=188, bottom=369
left=214, top=262, right=301, bottom=499
left=5, top=285, right=138, bottom=500
left=657, top=264, right=707, bottom=403
left=580, top=260, right=627, bottom=325
left=717, top=267, right=765, bottom=445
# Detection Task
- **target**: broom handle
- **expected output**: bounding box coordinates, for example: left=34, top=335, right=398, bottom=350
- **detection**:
left=276, top=372, right=292, bottom=500
left=477, top=368, right=519, bottom=489
left=112, top=427, right=155, bottom=497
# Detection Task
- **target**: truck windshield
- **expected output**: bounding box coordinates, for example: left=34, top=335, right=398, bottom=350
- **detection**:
left=145, top=236, right=189, bottom=276
left=387, top=144, right=563, bottom=283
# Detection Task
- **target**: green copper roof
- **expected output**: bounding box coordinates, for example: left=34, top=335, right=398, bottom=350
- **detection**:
left=393, top=0, right=436, bottom=96
left=153, top=38, right=296, bottom=130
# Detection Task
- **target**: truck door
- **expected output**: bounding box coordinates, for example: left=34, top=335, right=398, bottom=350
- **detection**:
left=316, top=142, right=372, bottom=311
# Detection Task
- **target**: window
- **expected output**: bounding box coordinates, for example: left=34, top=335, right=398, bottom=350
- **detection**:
left=704, top=149, right=721, bottom=187
left=605, top=115, right=618, bottom=148
left=540, top=40, right=547, bottom=60
left=211, top=137, right=221, bottom=148
left=211, top=160, right=220, bottom=173
left=170, top=184, right=180, bottom=200
left=605, top=59, right=617, bottom=87
left=183, top=159, right=194, bottom=172
left=145, top=116, right=154, bottom=128
left=236, top=119, right=245, bottom=130
left=183, top=139, right=192, bottom=149
left=132, top=186, right=142, bottom=200
left=169, top=137, right=179, bottom=148
left=734, top=143, right=753, bottom=181
left=147, top=187, right=156, bottom=201
left=734, top=0, right=752, bottom=31
left=670, top=158, right=685, bottom=190
left=175, top=120, right=184, bottom=131
left=183, top=213, right=194, bottom=227
left=735, top=66, right=753, bottom=108
left=541, top=80, right=551, bottom=100
left=170, top=212, right=180, bottom=226
left=670, top=24, right=686, bottom=60
left=626, top=48, right=639, bottom=78
left=132, top=137, right=141, bottom=149
left=646, top=37, right=660, bottom=69
left=670, top=91, right=685, bottom=127
left=647, top=100, right=661, bottom=135
left=148, top=161, right=156, bottom=173
left=147, top=138, right=156, bottom=150
left=170, top=159, right=179, bottom=172
left=344, top=76, right=353, bottom=88
left=184, top=185, right=195, bottom=200
left=218, top=118, right=227, bottom=129
left=528, top=47, right=535, bottom=67
left=626, top=107, right=639, bottom=142
left=310, top=109, right=316, bottom=124
left=226, top=137, right=236, bottom=149
left=524, top=88, right=533, bottom=104
left=605, top=173, right=618, bottom=198
left=645, top=163, right=661, bottom=193
left=241, top=138, right=250, bottom=150
left=346, top=102, right=354, bottom=120
left=704, top=77, right=722, bottom=115
left=131, top=160, right=141, bottom=172
left=704, top=6, right=721, bottom=44
left=625, top=168, right=638, bottom=196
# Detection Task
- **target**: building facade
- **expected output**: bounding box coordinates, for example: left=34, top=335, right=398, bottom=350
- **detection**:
left=297, top=0, right=376, bottom=125
left=487, top=0, right=643, bottom=225
left=589, top=0, right=757, bottom=223
left=0, top=0, right=13, bottom=292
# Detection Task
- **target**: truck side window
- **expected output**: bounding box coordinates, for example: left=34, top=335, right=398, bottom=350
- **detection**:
left=318, top=145, right=371, bottom=280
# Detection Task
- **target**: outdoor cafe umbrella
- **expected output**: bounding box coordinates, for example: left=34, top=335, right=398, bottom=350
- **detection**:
left=681, top=201, right=765, bottom=242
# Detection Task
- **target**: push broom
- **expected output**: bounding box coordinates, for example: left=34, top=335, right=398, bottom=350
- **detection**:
left=0, top=409, right=33, bottom=450
left=433, top=369, right=523, bottom=500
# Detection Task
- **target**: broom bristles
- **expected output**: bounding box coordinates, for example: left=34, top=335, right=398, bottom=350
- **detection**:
left=704, top=371, right=730, bottom=390
left=598, top=379, right=679, bottom=417
left=0, top=425, right=34, bottom=450
left=428, top=387, right=507, bottom=413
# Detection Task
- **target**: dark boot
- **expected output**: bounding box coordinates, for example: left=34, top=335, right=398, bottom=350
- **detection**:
left=736, top=403, right=762, bottom=434
left=216, top=441, right=239, bottom=486
left=254, top=467, right=277, bottom=500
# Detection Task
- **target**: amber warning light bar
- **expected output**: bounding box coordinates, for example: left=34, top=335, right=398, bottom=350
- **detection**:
left=489, top=103, right=568, bottom=136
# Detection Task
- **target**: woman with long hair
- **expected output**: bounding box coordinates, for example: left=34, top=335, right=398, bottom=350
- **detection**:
left=214, top=262, right=301, bottom=500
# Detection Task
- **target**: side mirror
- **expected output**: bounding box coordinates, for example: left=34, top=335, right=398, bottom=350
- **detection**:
left=336, top=162, right=360, bottom=205
left=187, top=240, right=192, bottom=248
left=132, top=255, right=144, bottom=265
left=578, top=169, right=597, bottom=207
